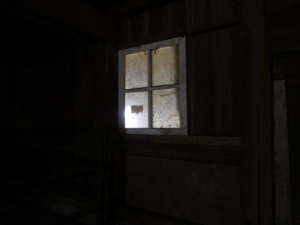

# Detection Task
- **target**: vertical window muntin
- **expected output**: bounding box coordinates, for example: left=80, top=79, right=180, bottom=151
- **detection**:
left=119, top=37, right=187, bottom=135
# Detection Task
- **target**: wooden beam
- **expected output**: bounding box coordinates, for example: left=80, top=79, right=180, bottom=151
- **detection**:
left=123, top=135, right=241, bottom=146
left=126, top=143, right=241, bottom=165
left=273, top=80, right=292, bottom=225
left=110, top=0, right=178, bottom=15
left=119, top=206, right=203, bottom=225
left=14, top=0, right=114, bottom=39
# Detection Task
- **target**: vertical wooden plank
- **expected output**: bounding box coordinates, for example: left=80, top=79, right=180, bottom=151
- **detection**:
left=147, top=50, right=153, bottom=129
left=217, top=0, right=241, bottom=26
left=186, top=0, right=217, bottom=32
left=188, top=28, right=242, bottom=136
left=241, top=0, right=273, bottom=225
left=217, top=28, right=243, bottom=136
left=165, top=0, right=185, bottom=34
left=273, top=80, right=292, bottom=225
left=188, top=32, right=218, bottom=135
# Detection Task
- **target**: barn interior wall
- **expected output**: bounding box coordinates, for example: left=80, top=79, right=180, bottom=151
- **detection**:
left=115, top=1, right=245, bottom=225
left=0, top=0, right=299, bottom=225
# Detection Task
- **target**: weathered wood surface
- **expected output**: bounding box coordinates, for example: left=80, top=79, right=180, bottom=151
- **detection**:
left=115, top=1, right=266, bottom=225
left=119, top=1, right=185, bottom=46
left=273, top=80, right=292, bottom=225
left=119, top=206, right=203, bottom=225
left=125, top=143, right=241, bottom=165
left=125, top=156, right=241, bottom=225
left=124, top=135, right=241, bottom=146
left=185, top=0, right=241, bottom=33
left=239, top=0, right=273, bottom=224
left=1, top=0, right=289, bottom=224
left=188, top=28, right=243, bottom=136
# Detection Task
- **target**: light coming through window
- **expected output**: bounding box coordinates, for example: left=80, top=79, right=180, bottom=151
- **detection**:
left=118, top=37, right=187, bottom=135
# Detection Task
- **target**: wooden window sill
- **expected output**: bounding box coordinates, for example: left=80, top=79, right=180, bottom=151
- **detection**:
left=122, top=135, right=241, bottom=146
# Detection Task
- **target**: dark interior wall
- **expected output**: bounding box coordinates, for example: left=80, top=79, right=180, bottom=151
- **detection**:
left=0, top=11, right=109, bottom=148
left=0, top=17, right=104, bottom=129
left=115, top=1, right=245, bottom=225
left=0, top=8, right=113, bottom=224
left=1, top=0, right=298, bottom=225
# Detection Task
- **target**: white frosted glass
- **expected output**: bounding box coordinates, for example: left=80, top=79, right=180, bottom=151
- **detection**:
left=125, top=92, right=148, bottom=128
left=152, top=88, right=180, bottom=128
left=125, top=51, right=148, bottom=89
left=152, top=46, right=178, bottom=86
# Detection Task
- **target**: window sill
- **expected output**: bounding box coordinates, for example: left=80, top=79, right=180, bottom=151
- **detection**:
left=122, top=135, right=241, bottom=146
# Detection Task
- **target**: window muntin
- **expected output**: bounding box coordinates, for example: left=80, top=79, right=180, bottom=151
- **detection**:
left=119, top=37, right=187, bottom=135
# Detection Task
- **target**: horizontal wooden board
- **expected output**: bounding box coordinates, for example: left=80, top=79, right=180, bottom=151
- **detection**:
left=119, top=207, right=203, bottom=225
left=123, top=135, right=241, bottom=146
left=125, top=142, right=241, bottom=164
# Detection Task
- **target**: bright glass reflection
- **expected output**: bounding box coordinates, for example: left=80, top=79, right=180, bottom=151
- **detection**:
left=125, top=92, right=148, bottom=128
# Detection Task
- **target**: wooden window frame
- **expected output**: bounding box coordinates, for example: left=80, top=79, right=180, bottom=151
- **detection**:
left=118, top=37, right=187, bottom=135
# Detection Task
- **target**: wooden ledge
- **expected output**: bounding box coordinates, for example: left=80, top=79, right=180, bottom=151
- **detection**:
left=122, top=135, right=241, bottom=146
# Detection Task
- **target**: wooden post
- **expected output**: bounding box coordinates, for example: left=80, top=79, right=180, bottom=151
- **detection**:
left=273, top=80, right=291, bottom=225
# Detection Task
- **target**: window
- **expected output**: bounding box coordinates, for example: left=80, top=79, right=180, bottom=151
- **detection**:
left=118, top=37, right=187, bottom=135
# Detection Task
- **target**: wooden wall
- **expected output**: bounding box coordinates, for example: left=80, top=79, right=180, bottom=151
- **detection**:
left=1, top=0, right=294, bottom=225
left=115, top=1, right=270, bottom=225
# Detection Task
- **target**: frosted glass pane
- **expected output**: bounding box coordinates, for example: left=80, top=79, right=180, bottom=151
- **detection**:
left=152, top=88, right=180, bottom=128
left=152, top=46, right=178, bottom=86
left=125, top=92, right=148, bottom=128
left=125, top=51, right=148, bottom=89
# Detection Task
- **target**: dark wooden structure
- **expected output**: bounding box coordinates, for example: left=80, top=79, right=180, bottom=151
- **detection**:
left=0, top=0, right=299, bottom=225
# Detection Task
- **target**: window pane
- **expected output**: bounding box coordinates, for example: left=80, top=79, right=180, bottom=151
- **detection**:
left=125, top=51, right=148, bottom=89
left=152, top=46, right=178, bottom=86
left=152, top=88, right=180, bottom=128
left=125, top=92, right=148, bottom=128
